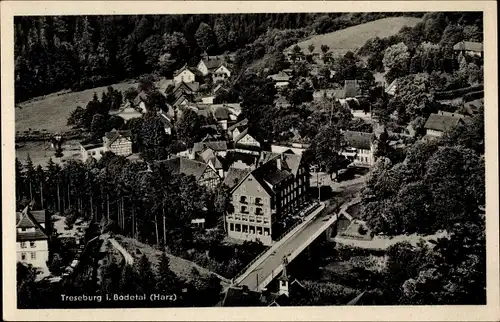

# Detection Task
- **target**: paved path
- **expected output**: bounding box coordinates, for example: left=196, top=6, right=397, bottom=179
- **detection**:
left=109, top=238, right=134, bottom=265
left=236, top=206, right=334, bottom=290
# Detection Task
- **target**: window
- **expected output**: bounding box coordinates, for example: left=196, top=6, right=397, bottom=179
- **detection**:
left=255, top=197, right=262, bottom=205
left=240, top=196, right=247, bottom=203
left=256, top=208, right=263, bottom=216
left=243, top=225, right=248, bottom=233
left=241, top=206, right=248, bottom=213
left=21, top=253, right=26, bottom=260
left=20, top=242, right=27, bottom=249
left=235, top=224, right=241, bottom=232
left=30, top=241, right=35, bottom=248
left=257, top=227, right=263, bottom=235
left=230, top=223, right=234, bottom=231
left=31, top=252, right=36, bottom=260
left=264, top=228, right=270, bottom=236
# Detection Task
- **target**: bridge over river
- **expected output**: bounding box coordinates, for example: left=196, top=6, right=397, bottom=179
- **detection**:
left=232, top=199, right=357, bottom=291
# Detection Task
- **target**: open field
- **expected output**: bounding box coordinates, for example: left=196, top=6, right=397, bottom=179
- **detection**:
left=16, top=82, right=137, bottom=133
left=286, top=17, right=422, bottom=57
left=16, top=139, right=82, bottom=168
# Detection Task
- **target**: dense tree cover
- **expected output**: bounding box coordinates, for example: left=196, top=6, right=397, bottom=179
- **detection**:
left=15, top=13, right=427, bottom=103
left=360, top=108, right=484, bottom=235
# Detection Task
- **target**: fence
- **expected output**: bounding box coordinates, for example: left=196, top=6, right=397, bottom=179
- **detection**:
left=233, top=202, right=324, bottom=285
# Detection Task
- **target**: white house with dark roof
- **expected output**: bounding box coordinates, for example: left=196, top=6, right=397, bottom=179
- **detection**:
left=212, top=64, right=232, bottom=83
left=80, top=142, right=106, bottom=162
left=173, top=65, right=203, bottom=84
left=16, top=206, right=50, bottom=278
left=158, top=157, right=221, bottom=190
left=341, top=131, right=376, bottom=168
left=197, top=56, right=229, bottom=77
left=267, top=71, right=292, bottom=88
left=423, top=111, right=466, bottom=140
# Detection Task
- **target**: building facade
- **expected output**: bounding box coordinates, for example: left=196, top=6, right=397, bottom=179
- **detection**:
left=80, top=143, right=106, bottom=162
left=224, top=151, right=310, bottom=246
left=212, top=65, right=231, bottom=82
left=103, top=130, right=133, bottom=156
left=174, top=68, right=196, bottom=84
left=16, top=207, right=50, bottom=277
left=341, top=131, right=376, bottom=168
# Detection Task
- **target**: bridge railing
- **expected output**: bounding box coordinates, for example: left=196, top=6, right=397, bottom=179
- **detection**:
left=233, top=202, right=324, bottom=285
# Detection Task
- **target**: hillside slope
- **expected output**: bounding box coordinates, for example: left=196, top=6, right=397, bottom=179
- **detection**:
left=286, top=16, right=422, bottom=56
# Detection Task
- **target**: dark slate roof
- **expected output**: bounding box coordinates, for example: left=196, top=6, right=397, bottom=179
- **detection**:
left=158, top=157, right=208, bottom=181
left=173, top=81, right=200, bottom=94
left=133, top=90, right=148, bottom=105
left=223, top=168, right=251, bottom=189
left=255, top=166, right=292, bottom=186
left=227, top=118, right=249, bottom=132
left=222, top=151, right=259, bottom=171
left=174, top=65, right=203, bottom=78
left=16, top=208, right=48, bottom=241
left=202, top=58, right=227, bottom=71
left=453, top=41, right=483, bottom=52
left=193, top=141, right=228, bottom=153
left=424, top=113, right=464, bottom=132
left=198, top=149, right=224, bottom=169
left=343, top=131, right=374, bottom=150
left=30, top=210, right=47, bottom=226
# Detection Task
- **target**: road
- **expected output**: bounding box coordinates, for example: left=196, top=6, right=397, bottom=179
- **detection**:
left=109, top=238, right=134, bottom=265
left=237, top=178, right=365, bottom=290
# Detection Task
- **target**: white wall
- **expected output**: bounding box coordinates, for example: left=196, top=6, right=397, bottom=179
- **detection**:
left=17, top=240, right=49, bottom=273
left=174, top=70, right=195, bottom=84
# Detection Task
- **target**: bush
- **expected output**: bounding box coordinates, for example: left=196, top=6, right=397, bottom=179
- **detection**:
left=358, top=225, right=368, bottom=235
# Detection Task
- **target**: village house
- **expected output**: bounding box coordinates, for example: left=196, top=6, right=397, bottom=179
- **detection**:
left=223, top=150, right=309, bottom=246
left=158, top=157, right=222, bottom=190
left=173, top=65, right=203, bottom=84
left=195, top=148, right=225, bottom=178
left=341, top=131, right=376, bottom=168
left=234, top=128, right=261, bottom=152
left=16, top=206, right=50, bottom=279
left=453, top=41, right=483, bottom=58
left=192, top=141, right=229, bottom=158
left=423, top=111, right=466, bottom=140
left=103, top=129, right=133, bottom=156
left=385, top=78, right=399, bottom=96
left=222, top=151, right=260, bottom=174
left=267, top=70, right=292, bottom=89
left=227, top=118, right=249, bottom=140
left=212, top=64, right=232, bottom=83
left=197, top=55, right=230, bottom=77
left=80, top=142, right=106, bottom=162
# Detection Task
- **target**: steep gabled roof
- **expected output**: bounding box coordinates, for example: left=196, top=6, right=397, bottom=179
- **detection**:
left=158, top=157, right=210, bottom=181
left=104, top=129, right=132, bottom=145
left=268, top=71, right=291, bottom=82
left=424, top=112, right=465, bottom=132
left=223, top=168, right=252, bottom=190
left=193, top=141, right=228, bottom=153
left=201, top=58, right=227, bottom=71
left=174, top=65, right=203, bottom=78
left=222, top=151, right=259, bottom=171
left=343, top=131, right=374, bottom=150
left=16, top=207, right=48, bottom=242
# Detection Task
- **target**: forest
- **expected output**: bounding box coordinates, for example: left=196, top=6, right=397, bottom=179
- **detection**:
left=14, top=12, right=423, bottom=102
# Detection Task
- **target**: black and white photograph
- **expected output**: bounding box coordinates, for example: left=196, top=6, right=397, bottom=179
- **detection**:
left=2, top=1, right=499, bottom=320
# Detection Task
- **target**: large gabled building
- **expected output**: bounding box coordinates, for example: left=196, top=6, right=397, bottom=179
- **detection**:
left=223, top=150, right=309, bottom=246
left=16, top=206, right=50, bottom=278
